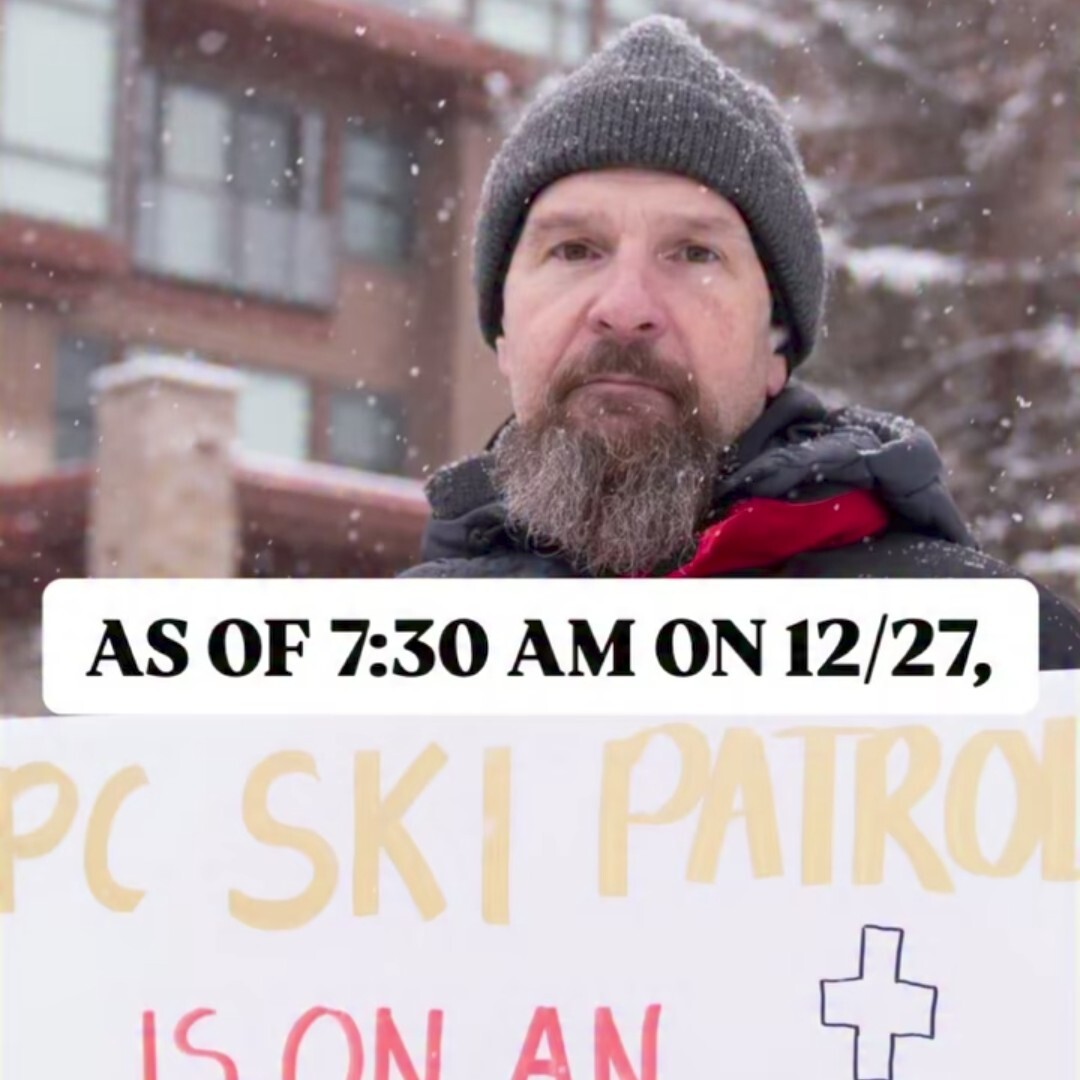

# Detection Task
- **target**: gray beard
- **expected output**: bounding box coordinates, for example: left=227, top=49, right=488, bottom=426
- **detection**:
left=491, top=419, right=722, bottom=577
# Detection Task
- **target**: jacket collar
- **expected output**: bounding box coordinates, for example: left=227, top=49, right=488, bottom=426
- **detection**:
left=420, top=382, right=975, bottom=563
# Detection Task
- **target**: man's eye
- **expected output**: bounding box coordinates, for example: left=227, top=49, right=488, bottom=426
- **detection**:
left=551, top=241, right=594, bottom=261
left=680, top=244, right=721, bottom=264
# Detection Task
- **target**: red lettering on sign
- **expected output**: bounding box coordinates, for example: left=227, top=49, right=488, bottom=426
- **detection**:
left=282, top=1006, right=364, bottom=1080
left=375, top=1008, right=443, bottom=1080
left=142, top=1010, right=158, bottom=1080
left=175, top=1008, right=240, bottom=1080
left=594, top=1006, right=661, bottom=1080
left=511, top=1007, right=572, bottom=1080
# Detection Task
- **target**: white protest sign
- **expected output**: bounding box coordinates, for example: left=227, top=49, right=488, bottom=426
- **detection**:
left=3, top=674, right=1078, bottom=1078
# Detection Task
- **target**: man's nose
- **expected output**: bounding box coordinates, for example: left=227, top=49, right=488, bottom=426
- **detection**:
left=586, top=257, right=668, bottom=344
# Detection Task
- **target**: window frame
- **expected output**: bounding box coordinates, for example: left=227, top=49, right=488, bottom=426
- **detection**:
left=0, top=0, right=124, bottom=232
left=234, top=364, right=315, bottom=463
left=53, top=334, right=115, bottom=463
left=339, top=125, right=417, bottom=266
left=324, top=385, right=408, bottom=475
left=471, top=0, right=596, bottom=63
left=134, top=70, right=333, bottom=305
left=148, top=80, right=311, bottom=210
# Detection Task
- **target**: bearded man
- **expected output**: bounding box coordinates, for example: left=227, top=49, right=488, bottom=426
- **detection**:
left=401, top=15, right=1080, bottom=671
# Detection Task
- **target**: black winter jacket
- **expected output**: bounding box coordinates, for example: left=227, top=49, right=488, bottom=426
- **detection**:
left=401, top=384, right=1080, bottom=671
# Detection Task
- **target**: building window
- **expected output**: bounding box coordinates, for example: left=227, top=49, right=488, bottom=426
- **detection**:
left=377, top=0, right=597, bottom=61
left=0, top=0, right=119, bottom=229
left=341, top=130, right=415, bottom=264
left=54, top=336, right=111, bottom=462
left=327, top=389, right=406, bottom=474
left=134, top=75, right=334, bottom=306
left=473, top=0, right=593, bottom=63
left=236, top=368, right=312, bottom=461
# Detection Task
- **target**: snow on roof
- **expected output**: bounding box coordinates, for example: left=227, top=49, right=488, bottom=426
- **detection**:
left=235, top=449, right=426, bottom=503
left=92, top=353, right=245, bottom=394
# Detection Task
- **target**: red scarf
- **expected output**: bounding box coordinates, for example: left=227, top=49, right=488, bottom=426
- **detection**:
left=666, top=490, right=890, bottom=577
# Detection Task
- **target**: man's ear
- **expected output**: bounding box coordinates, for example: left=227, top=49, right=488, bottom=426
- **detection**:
left=766, top=326, right=789, bottom=397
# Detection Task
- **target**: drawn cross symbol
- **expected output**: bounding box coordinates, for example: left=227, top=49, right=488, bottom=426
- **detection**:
left=820, top=925, right=938, bottom=1080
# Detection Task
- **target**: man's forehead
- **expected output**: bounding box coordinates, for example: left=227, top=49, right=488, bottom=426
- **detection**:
left=522, top=169, right=750, bottom=236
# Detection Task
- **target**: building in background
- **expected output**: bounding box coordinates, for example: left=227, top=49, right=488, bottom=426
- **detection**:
left=3, top=0, right=1077, bottom=714
left=0, top=0, right=654, bottom=712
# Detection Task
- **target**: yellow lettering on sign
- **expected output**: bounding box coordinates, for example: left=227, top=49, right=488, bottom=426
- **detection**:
left=945, top=731, right=1045, bottom=876
left=483, top=747, right=512, bottom=926
left=229, top=751, right=339, bottom=931
left=85, top=765, right=148, bottom=912
left=599, top=724, right=711, bottom=897
left=687, top=728, right=782, bottom=882
left=353, top=745, right=448, bottom=920
left=855, top=726, right=953, bottom=892
left=0, top=762, right=78, bottom=912
left=777, top=727, right=874, bottom=885
left=1042, top=717, right=1080, bottom=881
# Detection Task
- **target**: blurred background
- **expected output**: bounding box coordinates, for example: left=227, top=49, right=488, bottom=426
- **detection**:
left=0, top=0, right=1077, bottom=713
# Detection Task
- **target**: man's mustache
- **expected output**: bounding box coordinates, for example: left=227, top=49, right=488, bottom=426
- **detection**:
left=549, top=341, right=697, bottom=415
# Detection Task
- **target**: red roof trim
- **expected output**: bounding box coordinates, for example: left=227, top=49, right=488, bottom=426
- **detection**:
left=0, top=216, right=129, bottom=279
left=0, top=462, right=429, bottom=575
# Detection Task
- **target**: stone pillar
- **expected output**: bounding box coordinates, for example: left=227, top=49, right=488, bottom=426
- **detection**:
left=0, top=618, right=45, bottom=717
left=89, top=353, right=242, bottom=577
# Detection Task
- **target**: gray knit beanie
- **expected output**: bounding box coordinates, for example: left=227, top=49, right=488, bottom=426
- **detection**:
left=473, top=15, right=825, bottom=366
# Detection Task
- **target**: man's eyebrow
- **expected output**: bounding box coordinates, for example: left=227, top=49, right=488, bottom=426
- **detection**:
left=659, top=212, right=746, bottom=237
left=520, top=209, right=748, bottom=242
left=520, top=212, right=605, bottom=240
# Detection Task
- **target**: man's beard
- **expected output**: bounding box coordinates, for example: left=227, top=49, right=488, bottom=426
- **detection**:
left=491, top=341, right=736, bottom=577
